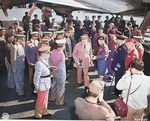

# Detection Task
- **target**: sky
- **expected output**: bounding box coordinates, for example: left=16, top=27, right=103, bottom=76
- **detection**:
left=0, top=8, right=144, bottom=26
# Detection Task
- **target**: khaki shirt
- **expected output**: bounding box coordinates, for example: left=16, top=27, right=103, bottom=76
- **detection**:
left=75, top=97, right=115, bottom=121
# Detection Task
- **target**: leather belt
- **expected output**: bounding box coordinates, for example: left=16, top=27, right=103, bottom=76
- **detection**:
left=40, top=75, right=50, bottom=78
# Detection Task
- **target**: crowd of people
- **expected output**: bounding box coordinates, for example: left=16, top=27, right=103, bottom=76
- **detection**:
left=0, top=12, right=150, bottom=120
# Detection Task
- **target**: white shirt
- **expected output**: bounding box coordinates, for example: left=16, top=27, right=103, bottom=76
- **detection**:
left=116, top=70, right=150, bottom=110
left=29, top=39, right=38, bottom=47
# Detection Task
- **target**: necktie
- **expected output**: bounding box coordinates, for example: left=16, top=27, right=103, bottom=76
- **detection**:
left=84, top=45, right=86, bottom=49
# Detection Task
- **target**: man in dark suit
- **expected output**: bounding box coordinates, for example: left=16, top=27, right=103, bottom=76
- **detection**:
left=111, top=35, right=128, bottom=96
left=124, top=22, right=132, bottom=38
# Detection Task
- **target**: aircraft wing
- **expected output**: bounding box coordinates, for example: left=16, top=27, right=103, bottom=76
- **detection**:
left=0, top=0, right=150, bottom=17
left=36, top=0, right=147, bottom=16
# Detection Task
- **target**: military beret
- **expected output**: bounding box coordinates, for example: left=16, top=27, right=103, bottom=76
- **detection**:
left=43, top=32, right=51, bottom=36
left=116, top=35, right=128, bottom=40
left=98, top=15, right=101, bottom=18
left=106, top=16, right=109, bottom=18
left=30, top=32, right=38, bottom=36
left=97, top=36, right=104, bottom=40
left=56, top=39, right=66, bottom=46
left=34, top=14, right=38, bottom=17
left=15, top=34, right=25, bottom=39
left=126, top=38, right=136, bottom=44
left=38, top=46, right=50, bottom=53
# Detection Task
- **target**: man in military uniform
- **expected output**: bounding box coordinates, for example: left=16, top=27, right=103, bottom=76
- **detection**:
left=25, top=32, right=39, bottom=85
left=38, top=31, right=51, bottom=48
left=32, top=14, right=40, bottom=31
left=104, top=16, right=110, bottom=34
left=10, top=35, right=25, bottom=96
left=125, top=38, right=139, bottom=71
left=111, top=35, right=128, bottom=96
left=95, top=15, right=103, bottom=33
left=134, top=36, right=144, bottom=60
left=83, top=16, right=91, bottom=32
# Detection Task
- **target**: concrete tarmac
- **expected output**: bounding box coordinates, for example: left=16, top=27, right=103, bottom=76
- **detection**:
left=0, top=62, right=149, bottom=120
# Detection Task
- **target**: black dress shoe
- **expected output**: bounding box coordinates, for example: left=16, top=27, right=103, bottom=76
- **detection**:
left=42, top=114, right=52, bottom=119
left=78, top=83, right=83, bottom=86
left=85, top=86, right=88, bottom=93
left=34, top=116, right=41, bottom=119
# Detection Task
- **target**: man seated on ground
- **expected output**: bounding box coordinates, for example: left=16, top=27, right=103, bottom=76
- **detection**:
left=75, top=78, right=116, bottom=121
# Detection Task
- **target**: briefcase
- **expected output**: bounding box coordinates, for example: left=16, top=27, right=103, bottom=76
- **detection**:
left=114, top=98, right=128, bottom=117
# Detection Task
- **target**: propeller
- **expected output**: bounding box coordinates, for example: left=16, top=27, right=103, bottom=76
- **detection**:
left=2, top=7, right=8, bottom=17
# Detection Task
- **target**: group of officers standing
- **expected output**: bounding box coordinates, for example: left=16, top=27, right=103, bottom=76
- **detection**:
left=0, top=13, right=147, bottom=119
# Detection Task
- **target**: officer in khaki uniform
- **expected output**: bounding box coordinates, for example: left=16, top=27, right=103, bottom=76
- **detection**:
left=25, top=32, right=39, bottom=85
left=10, top=35, right=25, bottom=96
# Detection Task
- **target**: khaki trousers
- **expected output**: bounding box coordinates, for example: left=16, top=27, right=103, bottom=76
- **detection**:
left=121, top=106, right=144, bottom=121
left=29, top=66, right=34, bottom=84
left=77, top=67, right=89, bottom=87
